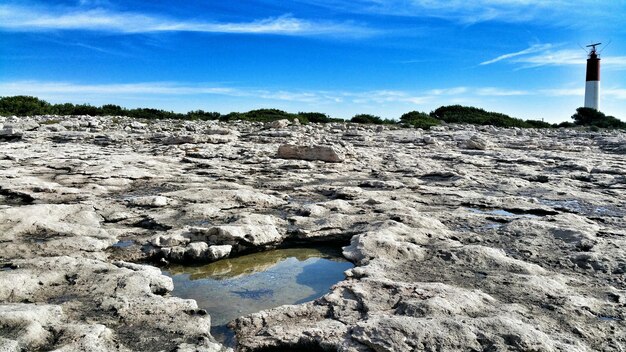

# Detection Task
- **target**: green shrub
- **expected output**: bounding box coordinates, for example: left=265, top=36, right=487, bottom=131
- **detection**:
left=571, top=107, right=625, bottom=129
left=126, top=108, right=183, bottom=120
left=101, top=104, right=125, bottom=116
left=351, top=114, right=384, bottom=124
left=71, top=104, right=101, bottom=116
left=241, top=109, right=295, bottom=122
left=0, top=96, right=51, bottom=116
left=554, top=121, right=576, bottom=128
left=430, top=105, right=531, bottom=128
left=400, top=111, right=440, bottom=129
left=51, top=103, right=78, bottom=115
left=524, top=119, right=552, bottom=128
left=297, top=112, right=337, bottom=123
left=186, top=110, right=221, bottom=121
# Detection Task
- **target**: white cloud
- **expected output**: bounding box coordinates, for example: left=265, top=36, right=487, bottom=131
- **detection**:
left=480, top=44, right=553, bottom=65
left=513, top=49, right=585, bottom=67
left=0, top=4, right=373, bottom=36
left=517, top=50, right=626, bottom=69
left=540, top=88, right=584, bottom=97
left=0, top=80, right=538, bottom=107
left=481, top=45, right=626, bottom=69
left=475, top=87, right=529, bottom=96
left=428, top=86, right=528, bottom=96
left=605, top=89, right=626, bottom=100
left=428, top=87, right=469, bottom=95
left=540, top=87, right=626, bottom=100
left=0, top=81, right=239, bottom=96
left=0, top=81, right=430, bottom=106
left=294, top=0, right=624, bottom=25
left=344, top=90, right=430, bottom=105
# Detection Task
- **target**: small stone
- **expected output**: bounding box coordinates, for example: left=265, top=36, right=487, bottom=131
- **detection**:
left=208, top=245, right=232, bottom=260
left=464, top=135, right=491, bottom=150
left=423, top=136, right=436, bottom=144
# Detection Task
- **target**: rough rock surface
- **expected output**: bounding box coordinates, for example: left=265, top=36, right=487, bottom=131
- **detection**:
left=277, top=144, right=344, bottom=162
left=1, top=115, right=625, bottom=351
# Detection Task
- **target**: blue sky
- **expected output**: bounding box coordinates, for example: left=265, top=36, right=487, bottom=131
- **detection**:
left=1, top=0, right=626, bottom=122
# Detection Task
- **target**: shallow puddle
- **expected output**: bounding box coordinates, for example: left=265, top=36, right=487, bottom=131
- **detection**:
left=598, top=316, right=622, bottom=322
left=467, top=207, right=539, bottom=218
left=539, top=199, right=624, bottom=217
left=163, top=246, right=354, bottom=344
left=112, top=240, right=135, bottom=248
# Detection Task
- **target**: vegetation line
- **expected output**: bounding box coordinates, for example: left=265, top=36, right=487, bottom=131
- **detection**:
left=0, top=96, right=623, bottom=130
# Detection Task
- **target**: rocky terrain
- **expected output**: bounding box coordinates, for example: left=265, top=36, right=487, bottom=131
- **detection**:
left=1, top=115, right=625, bottom=351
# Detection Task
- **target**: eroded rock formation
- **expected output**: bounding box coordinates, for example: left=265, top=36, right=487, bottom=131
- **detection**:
left=1, top=114, right=625, bottom=351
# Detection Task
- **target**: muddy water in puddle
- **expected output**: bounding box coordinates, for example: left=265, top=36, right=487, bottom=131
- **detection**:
left=163, top=246, right=354, bottom=345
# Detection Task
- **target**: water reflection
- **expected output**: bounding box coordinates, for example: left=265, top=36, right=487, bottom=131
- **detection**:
left=163, top=247, right=353, bottom=328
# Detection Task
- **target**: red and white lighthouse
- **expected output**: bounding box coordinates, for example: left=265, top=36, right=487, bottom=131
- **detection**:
left=584, top=43, right=601, bottom=110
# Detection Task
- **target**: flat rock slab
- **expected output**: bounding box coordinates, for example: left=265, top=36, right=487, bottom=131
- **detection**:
left=277, top=144, right=344, bottom=162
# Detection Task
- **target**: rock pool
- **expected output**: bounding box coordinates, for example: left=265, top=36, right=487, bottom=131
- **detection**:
left=163, top=246, right=354, bottom=343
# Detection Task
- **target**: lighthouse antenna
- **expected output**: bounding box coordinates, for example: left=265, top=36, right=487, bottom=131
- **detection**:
left=586, top=42, right=602, bottom=54
left=599, top=40, right=611, bottom=54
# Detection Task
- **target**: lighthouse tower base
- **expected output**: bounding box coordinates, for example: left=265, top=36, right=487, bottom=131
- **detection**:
left=584, top=81, right=600, bottom=110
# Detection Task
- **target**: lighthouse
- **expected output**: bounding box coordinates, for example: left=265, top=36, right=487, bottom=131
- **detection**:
left=584, top=43, right=601, bottom=110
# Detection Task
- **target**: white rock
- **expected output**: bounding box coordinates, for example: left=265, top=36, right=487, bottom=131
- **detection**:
left=269, top=119, right=290, bottom=129
left=277, top=144, right=344, bottom=163
left=128, top=196, right=169, bottom=207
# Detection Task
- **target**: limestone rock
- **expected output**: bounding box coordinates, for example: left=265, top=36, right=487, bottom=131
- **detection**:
left=423, top=135, right=437, bottom=144
left=464, top=135, right=492, bottom=150
left=127, top=195, right=169, bottom=207
left=189, top=225, right=282, bottom=247
left=0, top=125, right=23, bottom=140
left=277, top=144, right=344, bottom=162
left=269, top=119, right=290, bottom=129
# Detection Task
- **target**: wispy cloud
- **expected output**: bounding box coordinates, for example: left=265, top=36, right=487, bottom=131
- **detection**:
left=428, top=87, right=469, bottom=95
left=429, top=86, right=528, bottom=96
left=513, top=49, right=586, bottom=68
left=542, top=87, right=626, bottom=99
left=0, top=81, right=430, bottom=105
left=475, top=87, right=529, bottom=96
left=0, top=4, right=373, bottom=37
left=606, top=89, right=626, bottom=100
left=541, top=88, right=584, bottom=96
left=294, top=0, right=625, bottom=25
left=482, top=45, right=626, bottom=69
left=0, top=81, right=238, bottom=96
left=480, top=44, right=554, bottom=65
left=0, top=80, right=545, bottom=107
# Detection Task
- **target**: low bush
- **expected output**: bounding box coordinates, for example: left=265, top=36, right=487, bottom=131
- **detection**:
left=554, top=121, right=576, bottom=128
left=186, top=110, right=221, bottom=121
left=297, top=112, right=342, bottom=123
left=4, top=96, right=624, bottom=130
left=524, top=119, right=552, bottom=128
left=571, top=107, right=625, bottom=129
left=430, top=105, right=532, bottom=128
left=0, top=96, right=51, bottom=116
left=399, top=111, right=440, bottom=130
left=350, top=114, right=395, bottom=125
